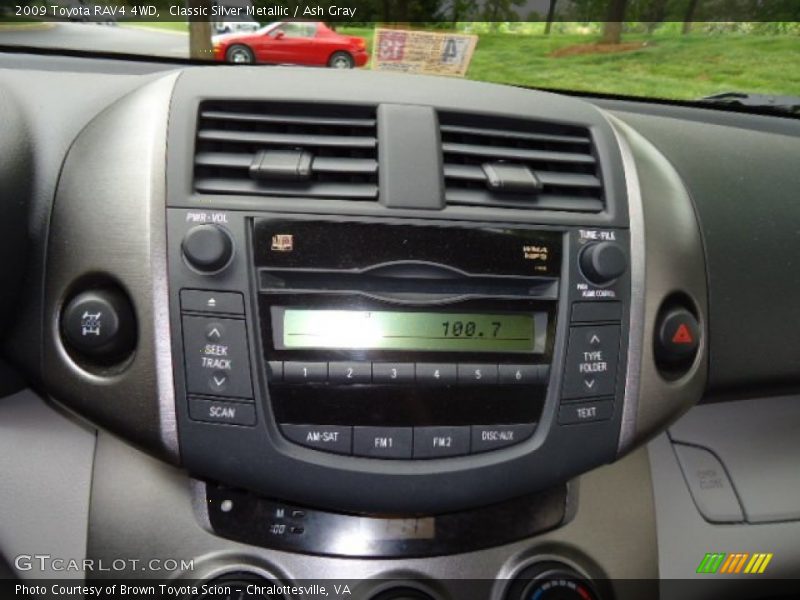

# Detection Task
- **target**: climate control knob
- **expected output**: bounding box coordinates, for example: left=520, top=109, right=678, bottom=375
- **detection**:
left=579, top=241, right=626, bottom=284
left=506, top=561, right=600, bottom=600
left=182, top=224, right=234, bottom=273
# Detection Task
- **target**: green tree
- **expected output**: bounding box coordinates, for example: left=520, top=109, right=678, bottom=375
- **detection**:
left=480, top=0, right=526, bottom=23
left=544, top=0, right=558, bottom=34
left=682, top=0, right=700, bottom=34
left=601, top=0, right=629, bottom=44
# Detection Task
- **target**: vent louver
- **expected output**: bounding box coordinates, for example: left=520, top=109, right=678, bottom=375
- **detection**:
left=439, top=112, right=604, bottom=212
left=194, top=101, right=378, bottom=201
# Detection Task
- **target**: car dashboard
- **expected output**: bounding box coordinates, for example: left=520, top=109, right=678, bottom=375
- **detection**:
left=0, top=54, right=799, bottom=600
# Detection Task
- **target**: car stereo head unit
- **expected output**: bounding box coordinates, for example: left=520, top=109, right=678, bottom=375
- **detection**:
left=168, top=211, right=632, bottom=513
left=255, top=220, right=559, bottom=451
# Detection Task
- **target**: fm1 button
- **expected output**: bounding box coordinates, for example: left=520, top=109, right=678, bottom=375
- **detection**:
left=656, top=307, right=700, bottom=364
left=353, top=427, right=413, bottom=459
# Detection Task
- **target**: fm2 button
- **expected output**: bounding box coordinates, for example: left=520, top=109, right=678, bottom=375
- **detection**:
left=562, top=325, right=620, bottom=400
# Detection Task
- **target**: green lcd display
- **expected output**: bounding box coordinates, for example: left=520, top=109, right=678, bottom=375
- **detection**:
left=276, top=309, right=545, bottom=353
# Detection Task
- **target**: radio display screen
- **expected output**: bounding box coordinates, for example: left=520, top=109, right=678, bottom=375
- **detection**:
left=273, top=308, right=547, bottom=354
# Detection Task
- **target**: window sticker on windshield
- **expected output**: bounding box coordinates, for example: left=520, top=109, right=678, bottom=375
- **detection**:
left=372, top=29, right=478, bottom=77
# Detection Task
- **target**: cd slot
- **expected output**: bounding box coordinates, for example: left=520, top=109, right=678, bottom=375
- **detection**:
left=259, top=262, right=558, bottom=302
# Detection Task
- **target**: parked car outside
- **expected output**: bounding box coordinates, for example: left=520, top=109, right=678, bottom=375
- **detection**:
left=212, top=21, right=368, bottom=68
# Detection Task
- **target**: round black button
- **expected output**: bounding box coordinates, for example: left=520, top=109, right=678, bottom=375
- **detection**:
left=656, top=307, right=700, bottom=363
left=182, top=225, right=234, bottom=273
left=61, top=289, right=136, bottom=361
left=579, top=242, right=627, bottom=285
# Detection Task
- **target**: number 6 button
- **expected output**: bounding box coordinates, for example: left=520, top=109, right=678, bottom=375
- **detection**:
left=329, top=362, right=372, bottom=384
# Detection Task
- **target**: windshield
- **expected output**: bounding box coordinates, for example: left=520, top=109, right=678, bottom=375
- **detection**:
left=2, top=1, right=799, bottom=109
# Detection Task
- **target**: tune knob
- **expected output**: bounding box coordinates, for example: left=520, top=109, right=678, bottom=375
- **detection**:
left=579, top=242, right=627, bottom=284
left=182, top=225, right=234, bottom=273
left=506, top=561, right=600, bottom=600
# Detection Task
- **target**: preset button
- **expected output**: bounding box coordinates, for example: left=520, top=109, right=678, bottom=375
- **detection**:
left=284, top=362, right=328, bottom=383
left=416, top=363, right=457, bottom=385
left=373, top=363, right=415, bottom=384
left=458, top=364, right=498, bottom=385
left=329, top=362, right=372, bottom=384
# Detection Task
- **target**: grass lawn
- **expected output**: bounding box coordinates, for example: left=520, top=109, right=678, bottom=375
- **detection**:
left=340, top=28, right=800, bottom=101
left=123, top=21, right=188, bottom=33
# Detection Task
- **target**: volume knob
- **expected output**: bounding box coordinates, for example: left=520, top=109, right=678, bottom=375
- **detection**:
left=182, top=225, right=234, bottom=273
left=579, top=242, right=626, bottom=285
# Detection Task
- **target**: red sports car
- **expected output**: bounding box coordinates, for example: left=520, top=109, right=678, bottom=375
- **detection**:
left=213, top=21, right=369, bottom=68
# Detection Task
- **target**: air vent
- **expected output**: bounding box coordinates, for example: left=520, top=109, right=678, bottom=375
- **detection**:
left=439, top=112, right=604, bottom=212
left=194, top=101, right=378, bottom=201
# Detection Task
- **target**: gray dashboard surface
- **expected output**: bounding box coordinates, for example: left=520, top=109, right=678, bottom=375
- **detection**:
left=669, top=396, right=800, bottom=523
left=649, top=397, right=800, bottom=587
left=610, top=109, right=800, bottom=396
left=0, top=66, right=164, bottom=382
left=87, top=431, right=657, bottom=595
left=0, top=390, right=95, bottom=579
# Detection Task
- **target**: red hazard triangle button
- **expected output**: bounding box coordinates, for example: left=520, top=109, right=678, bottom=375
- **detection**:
left=656, top=307, right=700, bottom=364
left=672, top=323, right=694, bottom=345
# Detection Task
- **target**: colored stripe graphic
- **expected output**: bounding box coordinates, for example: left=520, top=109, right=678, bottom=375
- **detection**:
left=720, top=553, right=749, bottom=573
left=744, top=553, right=774, bottom=574
left=697, top=553, right=726, bottom=574
left=700, top=552, right=774, bottom=575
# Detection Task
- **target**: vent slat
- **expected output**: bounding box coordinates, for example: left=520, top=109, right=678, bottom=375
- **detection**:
left=201, top=110, right=376, bottom=128
left=440, top=124, right=591, bottom=145
left=195, top=152, right=378, bottom=175
left=195, top=152, right=251, bottom=169
left=439, top=111, right=604, bottom=213
left=194, top=101, right=379, bottom=201
left=443, top=164, right=602, bottom=188
left=446, top=189, right=603, bottom=212
left=314, top=157, right=378, bottom=174
left=198, top=129, right=377, bottom=149
left=442, top=142, right=596, bottom=165
left=195, top=178, right=378, bottom=200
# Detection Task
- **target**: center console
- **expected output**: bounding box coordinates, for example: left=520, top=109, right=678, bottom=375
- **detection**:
left=38, top=68, right=709, bottom=590
left=169, top=210, right=633, bottom=515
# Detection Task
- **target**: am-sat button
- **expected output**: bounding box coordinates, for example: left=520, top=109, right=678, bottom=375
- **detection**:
left=281, top=424, right=352, bottom=455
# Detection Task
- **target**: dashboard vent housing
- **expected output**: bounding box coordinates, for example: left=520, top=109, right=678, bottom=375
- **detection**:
left=439, top=112, right=604, bottom=212
left=194, top=101, right=378, bottom=201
